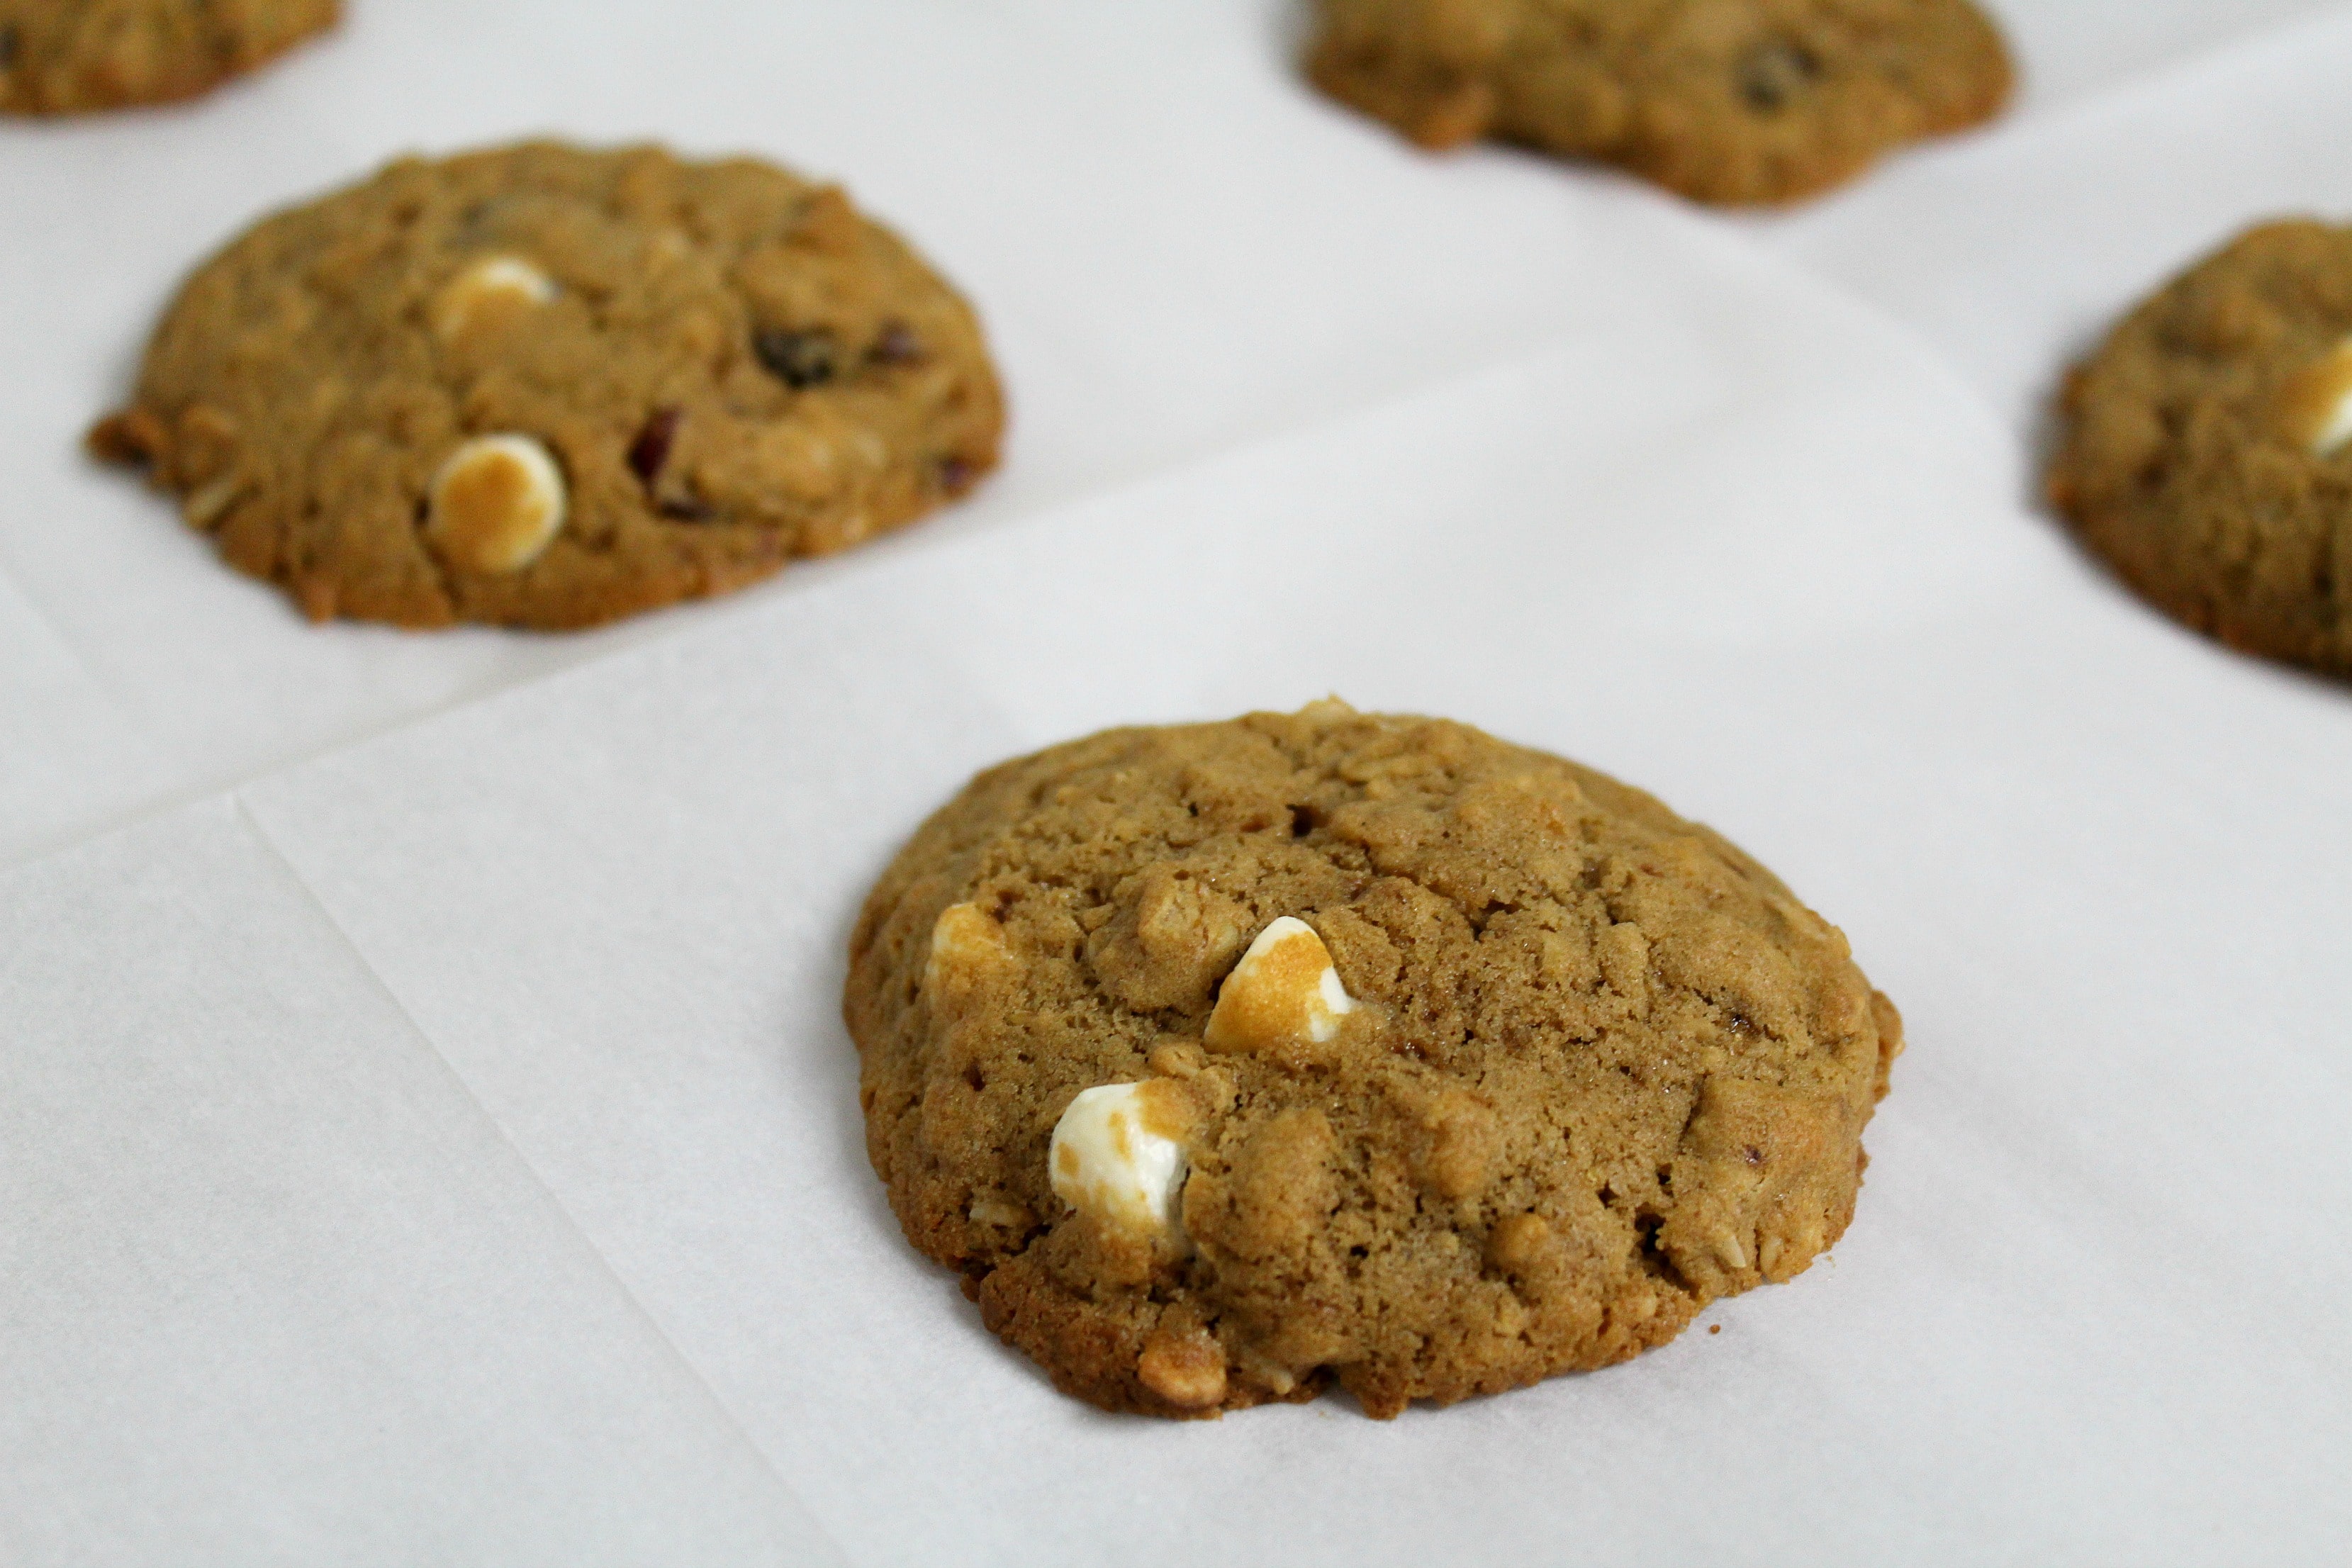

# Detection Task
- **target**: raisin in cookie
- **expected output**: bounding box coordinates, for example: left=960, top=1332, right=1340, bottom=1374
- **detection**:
left=0, top=0, right=336, bottom=116
left=1305, top=0, right=2011, bottom=205
left=2049, top=220, right=2352, bottom=678
left=845, top=703, right=1902, bottom=1419
left=89, top=141, right=1004, bottom=629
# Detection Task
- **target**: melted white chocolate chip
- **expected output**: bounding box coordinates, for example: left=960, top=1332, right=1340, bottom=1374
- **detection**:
left=925, top=902, right=1007, bottom=995
left=425, top=434, right=566, bottom=573
left=1048, top=1081, right=1190, bottom=1245
left=2278, top=334, right=2352, bottom=457
left=1203, top=917, right=1355, bottom=1055
left=430, top=254, right=556, bottom=342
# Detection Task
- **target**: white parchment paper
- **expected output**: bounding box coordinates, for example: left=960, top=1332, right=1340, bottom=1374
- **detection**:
left=245, top=245, right=2351, bottom=1562
left=0, top=802, right=841, bottom=1567
left=4, top=3, right=2350, bottom=1563
left=9, top=0, right=2343, bottom=866
left=0, top=0, right=1781, bottom=861
left=1771, top=5, right=2352, bottom=435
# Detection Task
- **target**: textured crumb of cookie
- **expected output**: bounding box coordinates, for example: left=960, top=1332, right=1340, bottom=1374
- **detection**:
left=845, top=702, right=1900, bottom=1419
left=0, top=0, right=339, bottom=116
left=88, top=141, right=1004, bottom=630
left=2048, top=218, right=2352, bottom=678
left=1302, top=0, right=2011, bottom=206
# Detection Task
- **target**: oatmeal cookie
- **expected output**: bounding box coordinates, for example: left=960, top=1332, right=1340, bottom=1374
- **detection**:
left=846, top=703, right=1901, bottom=1418
left=90, top=141, right=1004, bottom=629
left=0, top=0, right=337, bottom=116
left=2050, top=219, right=2352, bottom=677
left=1305, top=0, right=2010, bottom=205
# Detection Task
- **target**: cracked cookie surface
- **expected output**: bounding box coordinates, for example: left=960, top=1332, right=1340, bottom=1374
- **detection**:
left=2049, top=219, right=2352, bottom=678
left=845, top=703, right=1901, bottom=1419
left=0, top=0, right=336, bottom=116
left=90, top=141, right=1004, bottom=629
left=1305, top=0, right=2010, bottom=205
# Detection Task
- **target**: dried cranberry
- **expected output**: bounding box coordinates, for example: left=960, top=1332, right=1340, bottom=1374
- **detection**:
left=753, top=327, right=839, bottom=389
left=870, top=321, right=923, bottom=364
left=627, top=407, right=681, bottom=484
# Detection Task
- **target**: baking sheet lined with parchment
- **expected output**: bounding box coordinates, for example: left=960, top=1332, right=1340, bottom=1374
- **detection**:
left=4, top=4, right=2349, bottom=1565
left=4, top=0, right=2343, bottom=867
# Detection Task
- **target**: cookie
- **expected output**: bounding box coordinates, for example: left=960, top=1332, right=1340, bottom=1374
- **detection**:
left=845, top=703, right=1901, bottom=1419
left=0, top=0, right=337, bottom=116
left=2049, top=220, right=2352, bottom=678
left=1304, top=0, right=2011, bottom=205
left=89, top=142, right=1004, bottom=630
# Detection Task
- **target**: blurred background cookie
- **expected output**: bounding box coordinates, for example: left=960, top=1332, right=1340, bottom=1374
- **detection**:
left=1304, top=0, right=2011, bottom=205
left=89, top=141, right=1005, bottom=630
left=0, top=0, right=338, bottom=116
left=2050, top=219, right=2352, bottom=679
left=846, top=702, right=1902, bottom=1419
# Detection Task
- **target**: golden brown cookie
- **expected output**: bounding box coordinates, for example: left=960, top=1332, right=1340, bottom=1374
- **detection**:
left=0, top=0, right=337, bottom=116
left=1304, top=0, right=2012, bottom=205
left=89, top=142, right=1004, bottom=630
left=845, top=703, right=1902, bottom=1419
left=2049, top=219, right=2352, bottom=678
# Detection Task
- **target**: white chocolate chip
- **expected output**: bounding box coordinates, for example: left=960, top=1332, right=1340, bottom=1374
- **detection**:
left=1136, top=1328, right=1228, bottom=1409
left=430, top=254, right=556, bottom=342
left=425, top=434, right=566, bottom=573
left=1048, top=1081, right=1190, bottom=1246
left=1202, top=917, right=1355, bottom=1055
left=2277, top=334, right=2352, bottom=456
left=925, top=902, right=1009, bottom=997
